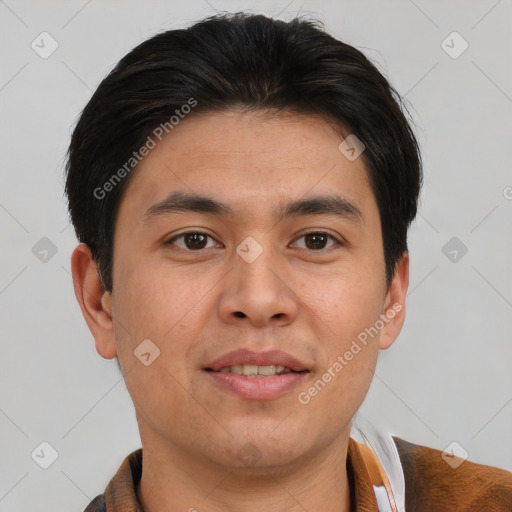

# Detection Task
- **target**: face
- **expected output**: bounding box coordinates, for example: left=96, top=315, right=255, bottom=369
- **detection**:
left=73, top=109, right=408, bottom=473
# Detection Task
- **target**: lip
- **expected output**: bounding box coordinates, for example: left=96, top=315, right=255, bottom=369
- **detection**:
left=203, top=348, right=311, bottom=400
left=204, top=348, right=310, bottom=372
left=206, top=371, right=309, bottom=400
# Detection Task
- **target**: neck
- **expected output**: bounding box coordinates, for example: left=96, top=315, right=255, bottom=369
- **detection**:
left=136, top=429, right=352, bottom=512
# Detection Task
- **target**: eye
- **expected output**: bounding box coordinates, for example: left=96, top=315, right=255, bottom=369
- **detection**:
left=165, top=231, right=221, bottom=251
left=292, top=231, right=341, bottom=251
left=165, top=230, right=342, bottom=252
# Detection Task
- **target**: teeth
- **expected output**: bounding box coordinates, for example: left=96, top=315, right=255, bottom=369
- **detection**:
left=257, top=365, right=276, bottom=376
left=216, top=364, right=294, bottom=377
left=243, top=364, right=259, bottom=376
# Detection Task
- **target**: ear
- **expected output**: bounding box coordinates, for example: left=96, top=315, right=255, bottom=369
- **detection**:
left=70, top=243, right=118, bottom=359
left=379, top=252, right=409, bottom=350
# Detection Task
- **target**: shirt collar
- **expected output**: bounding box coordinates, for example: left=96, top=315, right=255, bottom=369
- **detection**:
left=99, top=439, right=378, bottom=512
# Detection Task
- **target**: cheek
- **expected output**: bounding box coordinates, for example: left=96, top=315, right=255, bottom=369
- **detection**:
left=115, top=259, right=200, bottom=336
left=297, top=285, right=381, bottom=426
left=301, top=268, right=384, bottom=340
left=298, top=270, right=383, bottom=406
left=112, top=259, right=219, bottom=391
left=111, top=264, right=204, bottom=428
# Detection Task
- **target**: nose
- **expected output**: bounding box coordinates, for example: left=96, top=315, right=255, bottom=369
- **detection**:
left=217, top=239, right=299, bottom=328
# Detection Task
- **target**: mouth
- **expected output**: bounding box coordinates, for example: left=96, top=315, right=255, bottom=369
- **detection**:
left=204, top=348, right=311, bottom=373
left=203, top=349, right=311, bottom=400
left=204, top=365, right=309, bottom=377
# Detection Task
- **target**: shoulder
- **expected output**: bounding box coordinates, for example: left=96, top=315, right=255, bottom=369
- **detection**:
left=393, top=436, right=512, bottom=512
left=83, top=494, right=106, bottom=512
left=81, top=448, right=143, bottom=512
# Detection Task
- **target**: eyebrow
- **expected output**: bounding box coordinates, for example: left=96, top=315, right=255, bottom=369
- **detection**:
left=142, top=190, right=363, bottom=224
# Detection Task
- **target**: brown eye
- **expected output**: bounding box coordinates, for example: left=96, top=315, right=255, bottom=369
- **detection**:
left=293, top=232, right=340, bottom=251
left=166, top=232, right=218, bottom=250
left=184, top=233, right=208, bottom=249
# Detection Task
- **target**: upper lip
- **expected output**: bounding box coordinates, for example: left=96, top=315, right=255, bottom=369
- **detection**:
left=205, top=349, right=310, bottom=372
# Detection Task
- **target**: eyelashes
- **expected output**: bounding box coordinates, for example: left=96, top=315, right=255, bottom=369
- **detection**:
left=165, top=230, right=343, bottom=252
left=165, top=231, right=219, bottom=251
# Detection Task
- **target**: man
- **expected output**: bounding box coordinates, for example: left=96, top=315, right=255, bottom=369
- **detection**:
left=65, top=12, right=512, bottom=512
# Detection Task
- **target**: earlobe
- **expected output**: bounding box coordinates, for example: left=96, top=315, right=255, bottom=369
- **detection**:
left=379, top=252, right=409, bottom=350
left=70, top=244, right=118, bottom=360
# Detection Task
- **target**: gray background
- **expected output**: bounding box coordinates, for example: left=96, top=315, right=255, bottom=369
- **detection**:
left=1, top=0, right=511, bottom=510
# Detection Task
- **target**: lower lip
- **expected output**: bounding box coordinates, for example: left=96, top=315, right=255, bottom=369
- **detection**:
left=205, top=371, right=309, bottom=400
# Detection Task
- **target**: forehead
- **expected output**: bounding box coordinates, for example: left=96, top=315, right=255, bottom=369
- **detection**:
left=116, top=109, right=378, bottom=228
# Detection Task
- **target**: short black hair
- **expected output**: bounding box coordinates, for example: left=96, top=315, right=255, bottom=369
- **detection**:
left=64, top=12, right=422, bottom=293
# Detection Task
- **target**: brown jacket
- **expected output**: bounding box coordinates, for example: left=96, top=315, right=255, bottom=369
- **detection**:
left=83, top=437, right=512, bottom=511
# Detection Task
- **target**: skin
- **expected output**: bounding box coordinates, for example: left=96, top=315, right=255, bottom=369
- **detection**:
left=71, top=109, right=409, bottom=512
